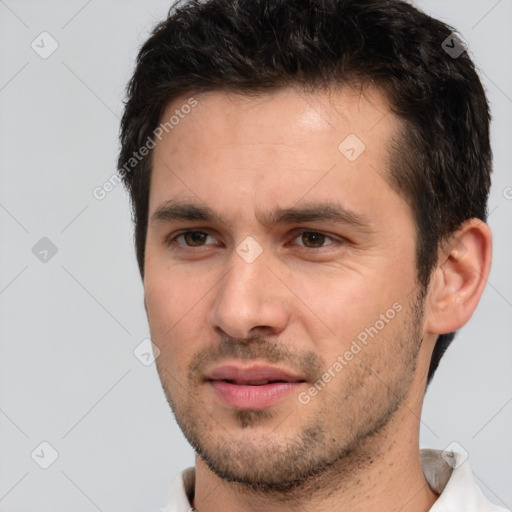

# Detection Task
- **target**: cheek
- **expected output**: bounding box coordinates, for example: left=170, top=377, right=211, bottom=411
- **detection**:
left=144, top=266, right=214, bottom=370
left=295, top=265, right=412, bottom=353
left=145, top=275, right=182, bottom=327
left=144, top=256, right=207, bottom=323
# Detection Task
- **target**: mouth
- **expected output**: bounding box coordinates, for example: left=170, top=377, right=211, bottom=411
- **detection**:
left=218, top=379, right=300, bottom=385
left=206, top=363, right=307, bottom=410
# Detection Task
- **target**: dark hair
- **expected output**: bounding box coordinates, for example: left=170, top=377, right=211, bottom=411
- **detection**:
left=118, top=0, right=492, bottom=386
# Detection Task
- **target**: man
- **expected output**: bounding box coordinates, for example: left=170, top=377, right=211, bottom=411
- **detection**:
left=118, top=0, right=507, bottom=510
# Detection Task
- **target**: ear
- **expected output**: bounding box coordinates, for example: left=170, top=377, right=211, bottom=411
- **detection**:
left=424, top=218, right=492, bottom=335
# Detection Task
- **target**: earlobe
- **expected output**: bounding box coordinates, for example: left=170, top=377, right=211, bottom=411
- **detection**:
left=425, top=218, right=492, bottom=335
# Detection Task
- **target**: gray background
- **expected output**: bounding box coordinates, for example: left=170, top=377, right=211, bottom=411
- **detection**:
left=0, top=1, right=510, bottom=511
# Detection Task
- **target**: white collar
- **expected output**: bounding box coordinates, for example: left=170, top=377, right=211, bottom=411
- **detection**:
left=160, top=448, right=508, bottom=512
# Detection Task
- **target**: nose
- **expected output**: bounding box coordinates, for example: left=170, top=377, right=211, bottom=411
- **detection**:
left=208, top=246, right=291, bottom=340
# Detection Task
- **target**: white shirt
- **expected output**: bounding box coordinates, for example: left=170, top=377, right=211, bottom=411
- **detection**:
left=159, top=449, right=509, bottom=512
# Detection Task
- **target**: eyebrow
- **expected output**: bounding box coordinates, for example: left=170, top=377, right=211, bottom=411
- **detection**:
left=150, top=200, right=373, bottom=232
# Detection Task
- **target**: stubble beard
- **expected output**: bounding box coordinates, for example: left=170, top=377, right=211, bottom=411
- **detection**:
left=156, top=292, right=425, bottom=496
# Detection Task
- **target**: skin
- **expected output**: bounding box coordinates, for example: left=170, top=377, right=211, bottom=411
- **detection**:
left=143, top=85, right=492, bottom=512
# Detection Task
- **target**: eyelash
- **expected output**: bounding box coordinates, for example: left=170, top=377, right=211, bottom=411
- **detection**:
left=165, top=229, right=342, bottom=250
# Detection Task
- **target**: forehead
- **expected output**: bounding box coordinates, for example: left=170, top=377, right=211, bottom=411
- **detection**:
left=157, top=84, right=396, bottom=150
left=149, top=85, right=405, bottom=223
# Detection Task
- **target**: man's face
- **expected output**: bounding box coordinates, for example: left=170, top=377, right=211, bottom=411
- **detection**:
left=144, top=86, right=427, bottom=489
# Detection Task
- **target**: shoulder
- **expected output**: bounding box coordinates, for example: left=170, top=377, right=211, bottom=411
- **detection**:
left=158, top=467, right=196, bottom=512
left=420, top=448, right=510, bottom=512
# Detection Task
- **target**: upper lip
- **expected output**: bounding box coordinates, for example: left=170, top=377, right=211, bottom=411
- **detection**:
left=207, top=364, right=307, bottom=385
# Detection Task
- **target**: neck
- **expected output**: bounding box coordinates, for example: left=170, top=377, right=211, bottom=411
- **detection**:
left=191, top=401, right=438, bottom=512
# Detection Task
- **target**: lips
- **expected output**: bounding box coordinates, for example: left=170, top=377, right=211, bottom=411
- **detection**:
left=207, top=364, right=306, bottom=385
left=206, top=364, right=307, bottom=410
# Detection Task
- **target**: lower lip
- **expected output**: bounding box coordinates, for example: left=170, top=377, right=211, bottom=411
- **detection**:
left=209, top=380, right=303, bottom=409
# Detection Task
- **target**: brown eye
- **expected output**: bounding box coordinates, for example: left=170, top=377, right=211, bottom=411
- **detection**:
left=169, top=231, right=213, bottom=247
left=183, top=231, right=208, bottom=246
left=298, top=231, right=330, bottom=248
